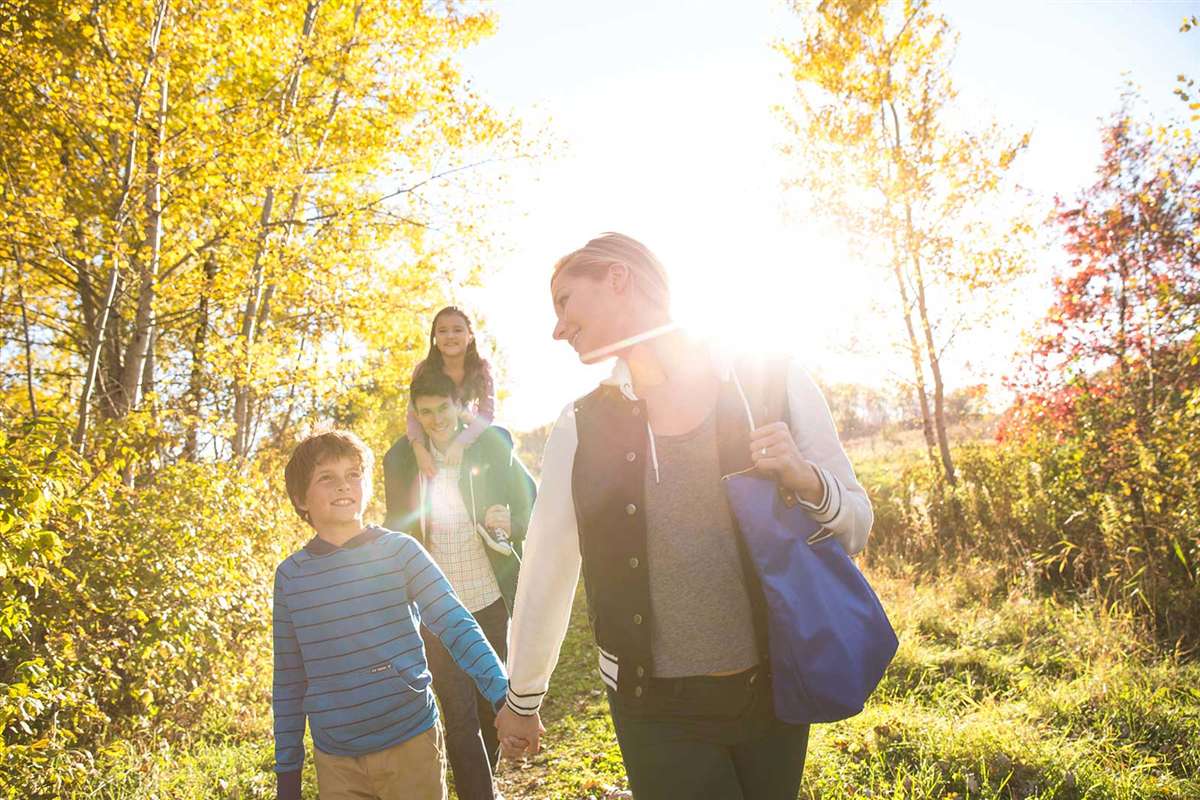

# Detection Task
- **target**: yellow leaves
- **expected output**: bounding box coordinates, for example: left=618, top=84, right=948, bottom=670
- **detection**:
left=2, top=0, right=522, bottom=462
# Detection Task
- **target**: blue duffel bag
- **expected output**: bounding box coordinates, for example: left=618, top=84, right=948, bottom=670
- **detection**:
left=726, top=365, right=898, bottom=724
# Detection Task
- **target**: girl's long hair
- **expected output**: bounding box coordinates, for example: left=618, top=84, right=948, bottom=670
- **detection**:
left=420, top=306, right=491, bottom=404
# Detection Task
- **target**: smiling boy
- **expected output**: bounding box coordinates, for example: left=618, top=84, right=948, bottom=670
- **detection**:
left=272, top=430, right=508, bottom=800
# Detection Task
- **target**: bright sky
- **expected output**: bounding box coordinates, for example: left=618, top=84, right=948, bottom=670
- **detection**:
left=450, top=0, right=1198, bottom=431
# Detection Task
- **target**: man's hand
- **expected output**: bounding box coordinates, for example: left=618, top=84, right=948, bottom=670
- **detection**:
left=414, top=443, right=437, bottom=479
left=495, top=704, right=544, bottom=759
left=484, top=504, right=511, bottom=536
left=749, top=422, right=823, bottom=504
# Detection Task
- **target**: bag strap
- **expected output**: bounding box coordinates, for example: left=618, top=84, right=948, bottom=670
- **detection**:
left=731, top=355, right=790, bottom=430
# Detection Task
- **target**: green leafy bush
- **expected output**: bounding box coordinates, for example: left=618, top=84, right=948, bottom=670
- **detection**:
left=863, top=373, right=1200, bottom=648
left=0, top=413, right=301, bottom=799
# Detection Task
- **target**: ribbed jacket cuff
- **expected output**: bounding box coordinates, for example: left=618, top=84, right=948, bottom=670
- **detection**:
left=794, top=466, right=843, bottom=525
left=505, top=686, right=545, bottom=716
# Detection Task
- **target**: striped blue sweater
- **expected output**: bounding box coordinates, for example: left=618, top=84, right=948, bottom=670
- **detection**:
left=272, top=525, right=507, bottom=778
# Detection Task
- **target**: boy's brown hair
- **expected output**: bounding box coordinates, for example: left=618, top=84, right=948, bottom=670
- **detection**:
left=284, top=430, right=375, bottom=524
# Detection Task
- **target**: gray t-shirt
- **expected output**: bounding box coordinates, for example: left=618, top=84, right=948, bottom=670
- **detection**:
left=643, top=409, right=760, bottom=678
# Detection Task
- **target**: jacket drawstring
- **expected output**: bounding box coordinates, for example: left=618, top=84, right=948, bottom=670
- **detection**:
left=418, top=475, right=428, bottom=538
left=467, top=468, right=479, bottom=530
left=731, top=368, right=757, bottom=430
left=646, top=421, right=661, bottom=485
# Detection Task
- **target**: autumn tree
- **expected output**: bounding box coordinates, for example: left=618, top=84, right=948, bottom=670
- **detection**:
left=1176, top=14, right=1199, bottom=128
left=1015, top=95, right=1200, bottom=431
left=777, top=0, right=1031, bottom=484
left=0, top=0, right=521, bottom=461
left=0, top=2, right=526, bottom=791
left=1000, top=95, right=1200, bottom=641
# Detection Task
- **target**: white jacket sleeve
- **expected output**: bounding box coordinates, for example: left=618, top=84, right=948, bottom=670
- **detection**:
left=504, top=401, right=582, bottom=716
left=786, top=362, right=874, bottom=556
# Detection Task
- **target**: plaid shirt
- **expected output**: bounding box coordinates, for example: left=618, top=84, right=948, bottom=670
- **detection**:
left=426, top=443, right=502, bottom=613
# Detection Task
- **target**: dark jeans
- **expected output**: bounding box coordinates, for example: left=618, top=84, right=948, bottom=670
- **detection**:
left=607, top=666, right=810, bottom=800
left=422, top=597, right=509, bottom=800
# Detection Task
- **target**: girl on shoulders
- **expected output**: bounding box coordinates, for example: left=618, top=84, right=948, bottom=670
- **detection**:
left=407, top=306, right=496, bottom=477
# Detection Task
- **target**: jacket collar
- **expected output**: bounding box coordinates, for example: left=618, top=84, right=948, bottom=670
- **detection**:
left=597, top=339, right=754, bottom=485
left=600, top=337, right=737, bottom=402
left=303, top=524, right=385, bottom=556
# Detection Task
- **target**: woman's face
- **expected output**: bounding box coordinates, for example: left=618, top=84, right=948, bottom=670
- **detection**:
left=551, top=267, right=628, bottom=363
left=434, top=313, right=472, bottom=359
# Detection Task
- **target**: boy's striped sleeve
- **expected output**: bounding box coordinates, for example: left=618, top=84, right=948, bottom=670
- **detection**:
left=272, top=566, right=307, bottom=796
left=403, top=538, right=508, bottom=707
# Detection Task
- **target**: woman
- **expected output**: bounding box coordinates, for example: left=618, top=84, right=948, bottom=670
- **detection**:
left=495, top=233, right=873, bottom=798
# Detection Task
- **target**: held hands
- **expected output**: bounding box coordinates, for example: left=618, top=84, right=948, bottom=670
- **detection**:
left=444, top=440, right=466, bottom=467
left=484, top=504, right=511, bottom=536
left=495, top=704, right=544, bottom=760
left=749, top=422, right=823, bottom=505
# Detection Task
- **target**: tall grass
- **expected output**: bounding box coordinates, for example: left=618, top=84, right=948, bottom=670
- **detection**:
left=860, top=426, right=1200, bottom=650
left=497, top=564, right=1200, bottom=800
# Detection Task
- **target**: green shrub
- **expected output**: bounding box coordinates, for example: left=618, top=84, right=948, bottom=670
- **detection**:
left=0, top=413, right=300, bottom=799
left=862, top=378, right=1200, bottom=648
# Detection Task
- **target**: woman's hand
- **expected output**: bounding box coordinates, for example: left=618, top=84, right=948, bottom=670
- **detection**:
left=414, top=443, right=437, bottom=479
left=495, top=705, right=544, bottom=758
left=484, top=504, right=511, bottom=536
left=750, top=422, right=823, bottom=505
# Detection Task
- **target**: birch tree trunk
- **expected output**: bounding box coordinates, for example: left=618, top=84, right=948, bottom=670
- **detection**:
left=232, top=0, right=321, bottom=458
left=75, top=0, right=168, bottom=448
left=119, top=53, right=169, bottom=415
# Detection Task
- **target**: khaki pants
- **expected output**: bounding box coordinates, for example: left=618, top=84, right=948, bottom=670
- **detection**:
left=313, top=724, right=446, bottom=800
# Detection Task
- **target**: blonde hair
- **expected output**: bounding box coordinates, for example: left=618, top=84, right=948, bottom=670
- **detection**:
left=551, top=232, right=671, bottom=312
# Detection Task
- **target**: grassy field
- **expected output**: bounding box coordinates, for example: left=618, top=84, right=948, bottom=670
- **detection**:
left=493, top=562, right=1199, bottom=800
left=83, top=561, right=1199, bottom=800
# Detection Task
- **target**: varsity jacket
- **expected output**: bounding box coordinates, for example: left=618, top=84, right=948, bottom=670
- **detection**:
left=504, top=350, right=873, bottom=717
left=381, top=425, right=536, bottom=613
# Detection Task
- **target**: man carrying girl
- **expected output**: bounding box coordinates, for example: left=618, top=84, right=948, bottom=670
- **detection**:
left=383, top=306, right=534, bottom=800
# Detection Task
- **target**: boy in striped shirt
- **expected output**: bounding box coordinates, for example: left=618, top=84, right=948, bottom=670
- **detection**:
left=272, top=430, right=508, bottom=800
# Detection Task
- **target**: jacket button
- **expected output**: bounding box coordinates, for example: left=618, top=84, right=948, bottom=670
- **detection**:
left=628, top=557, right=639, bottom=569
left=632, top=406, right=641, bottom=416
left=625, top=451, right=636, bottom=462
left=633, top=613, right=643, bottom=625
left=634, top=686, right=643, bottom=698
left=625, top=503, right=637, bottom=515
left=636, top=665, right=645, bottom=678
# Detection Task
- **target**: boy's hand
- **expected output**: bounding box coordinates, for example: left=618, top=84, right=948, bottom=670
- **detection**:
left=415, top=444, right=437, bottom=479
left=496, top=705, right=543, bottom=758
left=484, top=504, right=511, bottom=535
